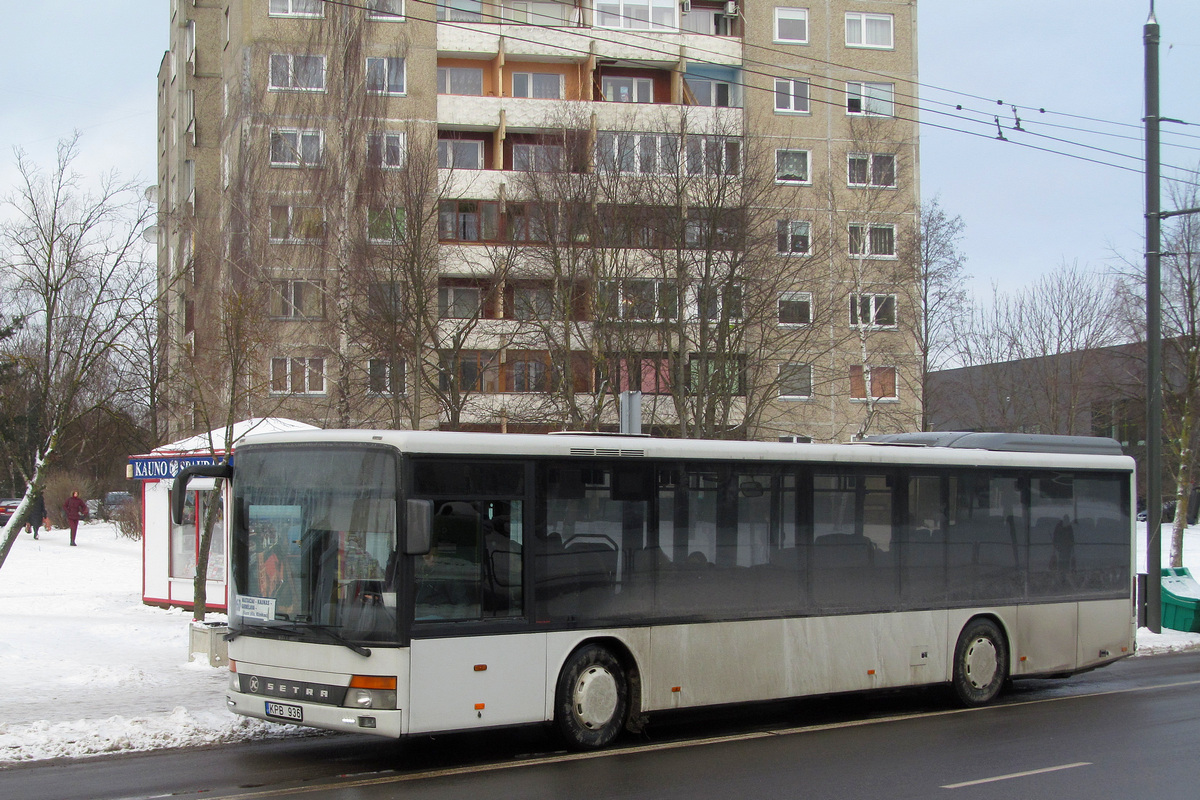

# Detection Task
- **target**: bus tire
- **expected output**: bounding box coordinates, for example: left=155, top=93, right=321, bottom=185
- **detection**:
left=554, top=644, right=629, bottom=750
left=952, top=618, right=1008, bottom=707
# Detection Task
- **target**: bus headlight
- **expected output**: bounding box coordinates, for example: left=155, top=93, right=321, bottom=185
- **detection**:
left=347, top=689, right=397, bottom=710
left=345, top=676, right=397, bottom=710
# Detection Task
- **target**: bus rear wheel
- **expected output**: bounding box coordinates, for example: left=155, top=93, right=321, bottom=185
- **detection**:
left=952, top=618, right=1008, bottom=707
left=554, top=645, right=629, bottom=750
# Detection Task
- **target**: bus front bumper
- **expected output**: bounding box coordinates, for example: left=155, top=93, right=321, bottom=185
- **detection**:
left=225, top=690, right=404, bottom=738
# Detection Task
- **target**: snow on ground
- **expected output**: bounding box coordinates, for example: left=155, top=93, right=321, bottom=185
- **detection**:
left=1, top=519, right=1199, bottom=765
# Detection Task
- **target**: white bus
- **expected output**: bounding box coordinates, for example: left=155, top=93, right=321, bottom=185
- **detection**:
left=173, top=430, right=1135, bottom=749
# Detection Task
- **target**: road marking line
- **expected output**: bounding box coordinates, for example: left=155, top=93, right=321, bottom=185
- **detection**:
left=942, top=761, right=1091, bottom=789
left=201, top=676, right=1200, bottom=800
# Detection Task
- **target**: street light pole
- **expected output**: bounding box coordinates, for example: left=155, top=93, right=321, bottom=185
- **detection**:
left=1144, top=6, right=1162, bottom=633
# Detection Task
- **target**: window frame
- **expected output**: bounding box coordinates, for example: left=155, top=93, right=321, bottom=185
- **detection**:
left=367, top=131, right=406, bottom=169
left=269, top=128, right=324, bottom=168
left=849, top=293, right=897, bottom=328
left=437, top=139, right=485, bottom=170
left=774, top=7, right=809, bottom=44
left=366, top=0, right=406, bottom=20
left=366, top=56, right=407, bottom=96
left=595, top=0, right=677, bottom=31
left=601, top=75, right=654, bottom=104
left=367, top=206, right=407, bottom=242
left=268, top=54, right=326, bottom=92
left=368, top=357, right=406, bottom=395
left=774, top=77, right=810, bottom=114
left=269, top=0, right=324, bottom=18
left=778, top=362, right=814, bottom=400
left=778, top=290, right=813, bottom=326
left=270, top=356, right=326, bottom=395
left=848, top=223, right=897, bottom=259
left=437, top=66, right=485, bottom=96
left=845, top=11, right=894, bottom=49
left=269, top=204, right=326, bottom=242
left=846, top=81, right=895, bottom=117
left=774, top=148, right=811, bottom=185
left=776, top=220, right=811, bottom=256
left=849, top=364, right=898, bottom=402
left=511, top=71, right=565, bottom=99
left=270, top=279, right=326, bottom=320
left=847, top=153, right=896, bottom=188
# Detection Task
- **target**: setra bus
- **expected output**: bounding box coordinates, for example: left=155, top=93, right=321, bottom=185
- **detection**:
left=173, top=430, right=1135, bottom=749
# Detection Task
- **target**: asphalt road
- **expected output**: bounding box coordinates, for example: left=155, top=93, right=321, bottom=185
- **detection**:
left=3, top=650, right=1199, bottom=800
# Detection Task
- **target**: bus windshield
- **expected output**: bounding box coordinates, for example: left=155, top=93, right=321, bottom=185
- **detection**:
left=230, top=445, right=399, bottom=645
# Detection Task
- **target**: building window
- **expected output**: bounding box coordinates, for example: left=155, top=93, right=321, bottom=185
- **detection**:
left=439, top=201, right=500, bottom=242
left=779, top=291, right=812, bottom=325
left=602, top=76, right=654, bottom=104
left=271, top=280, right=325, bottom=319
left=849, top=365, right=897, bottom=400
left=504, top=352, right=551, bottom=392
left=595, top=0, right=676, bottom=30
left=270, top=357, right=326, bottom=395
left=774, top=78, right=810, bottom=114
left=688, top=353, right=746, bottom=396
left=504, top=0, right=579, bottom=25
left=268, top=54, right=325, bottom=91
left=367, top=0, right=405, bottom=20
left=684, top=76, right=738, bottom=108
left=437, top=0, right=482, bottom=21
left=368, top=207, right=406, bottom=242
left=845, top=12, right=893, bottom=49
left=367, top=132, right=406, bottom=168
left=509, top=282, right=555, bottom=319
left=367, top=282, right=404, bottom=318
left=270, top=129, right=323, bottom=167
left=687, top=136, right=740, bottom=176
left=595, top=132, right=680, bottom=175
left=512, top=72, right=563, bottom=99
left=847, top=81, right=894, bottom=117
left=438, top=139, right=484, bottom=169
left=779, top=363, right=813, bottom=399
left=776, top=221, right=810, bottom=255
left=366, top=57, right=406, bottom=95
left=440, top=350, right=499, bottom=393
left=848, top=224, right=896, bottom=258
left=368, top=358, right=405, bottom=395
left=847, top=153, right=896, bottom=187
left=849, top=293, right=896, bottom=327
left=610, top=354, right=672, bottom=395
left=269, top=0, right=323, bottom=17
left=437, top=66, right=484, bottom=96
left=775, top=149, right=810, bottom=184
left=438, top=284, right=484, bottom=319
left=269, top=205, right=325, bottom=241
left=598, top=279, right=679, bottom=321
left=512, top=143, right=564, bottom=172
left=690, top=283, right=742, bottom=322
left=774, top=7, right=808, bottom=43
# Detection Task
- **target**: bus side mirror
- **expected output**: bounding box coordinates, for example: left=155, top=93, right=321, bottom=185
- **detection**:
left=171, top=464, right=233, bottom=525
left=405, top=499, right=433, bottom=555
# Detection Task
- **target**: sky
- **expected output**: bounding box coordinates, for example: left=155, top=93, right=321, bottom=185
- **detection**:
left=0, top=517, right=1197, bottom=764
left=0, top=1, right=1197, bottom=297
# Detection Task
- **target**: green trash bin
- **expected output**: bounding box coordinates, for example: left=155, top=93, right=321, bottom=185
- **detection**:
left=1161, top=567, right=1200, bottom=633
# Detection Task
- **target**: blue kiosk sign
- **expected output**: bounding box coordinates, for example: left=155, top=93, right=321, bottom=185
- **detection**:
left=128, top=456, right=219, bottom=481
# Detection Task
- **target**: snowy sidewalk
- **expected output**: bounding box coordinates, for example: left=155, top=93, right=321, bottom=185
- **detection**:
left=0, top=520, right=1197, bottom=764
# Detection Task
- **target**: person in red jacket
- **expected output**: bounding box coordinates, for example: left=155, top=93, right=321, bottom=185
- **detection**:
left=63, top=491, right=88, bottom=546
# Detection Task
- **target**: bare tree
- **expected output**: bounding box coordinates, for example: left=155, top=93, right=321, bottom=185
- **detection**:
left=0, top=136, right=153, bottom=570
left=910, top=197, right=969, bottom=430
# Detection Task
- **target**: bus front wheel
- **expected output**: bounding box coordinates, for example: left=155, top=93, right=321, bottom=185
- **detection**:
left=952, top=618, right=1009, bottom=706
left=554, top=645, right=629, bottom=750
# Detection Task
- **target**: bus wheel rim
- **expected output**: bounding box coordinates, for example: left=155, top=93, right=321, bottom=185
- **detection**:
left=965, top=636, right=999, bottom=689
left=573, top=666, right=618, bottom=730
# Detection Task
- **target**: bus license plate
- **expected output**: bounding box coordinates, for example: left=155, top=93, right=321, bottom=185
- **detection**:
left=265, top=701, right=303, bottom=722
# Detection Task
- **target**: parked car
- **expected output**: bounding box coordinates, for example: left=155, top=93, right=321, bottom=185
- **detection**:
left=0, top=498, right=21, bottom=525
left=99, top=491, right=134, bottom=520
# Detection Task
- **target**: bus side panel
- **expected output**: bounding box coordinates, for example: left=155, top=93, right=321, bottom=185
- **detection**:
left=871, top=610, right=948, bottom=689
left=649, top=620, right=787, bottom=708
left=407, top=633, right=547, bottom=733
left=1014, top=603, right=1078, bottom=675
left=1077, top=598, right=1136, bottom=668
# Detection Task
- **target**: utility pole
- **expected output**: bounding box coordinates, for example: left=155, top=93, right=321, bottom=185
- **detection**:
left=1144, top=5, right=1162, bottom=632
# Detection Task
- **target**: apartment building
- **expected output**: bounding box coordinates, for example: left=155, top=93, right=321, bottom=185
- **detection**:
left=157, top=0, right=920, bottom=442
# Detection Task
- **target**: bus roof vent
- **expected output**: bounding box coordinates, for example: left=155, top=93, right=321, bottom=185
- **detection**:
left=569, top=447, right=646, bottom=458
left=863, top=432, right=1125, bottom=457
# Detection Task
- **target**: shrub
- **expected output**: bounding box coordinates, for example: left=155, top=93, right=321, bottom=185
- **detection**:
left=112, top=499, right=143, bottom=541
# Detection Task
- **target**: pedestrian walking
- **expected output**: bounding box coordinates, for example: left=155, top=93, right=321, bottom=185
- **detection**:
left=24, top=495, right=47, bottom=539
left=63, top=491, right=88, bottom=546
